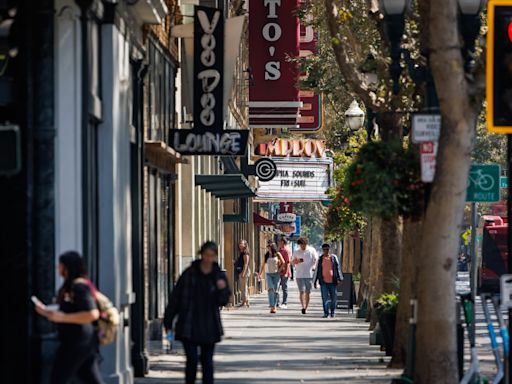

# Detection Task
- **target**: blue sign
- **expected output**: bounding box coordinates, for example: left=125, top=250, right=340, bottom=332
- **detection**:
left=293, top=216, right=301, bottom=236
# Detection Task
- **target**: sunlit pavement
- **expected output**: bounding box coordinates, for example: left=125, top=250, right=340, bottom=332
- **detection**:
left=136, top=283, right=400, bottom=383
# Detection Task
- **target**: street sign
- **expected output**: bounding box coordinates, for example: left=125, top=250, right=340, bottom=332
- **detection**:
left=501, top=176, right=508, bottom=189
left=466, top=164, right=501, bottom=202
left=420, top=141, right=438, bottom=183
left=412, top=114, right=441, bottom=143
left=293, top=216, right=301, bottom=236
left=500, top=275, right=512, bottom=309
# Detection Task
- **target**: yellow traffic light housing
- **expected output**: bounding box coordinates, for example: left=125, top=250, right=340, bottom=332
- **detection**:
left=487, top=0, right=512, bottom=133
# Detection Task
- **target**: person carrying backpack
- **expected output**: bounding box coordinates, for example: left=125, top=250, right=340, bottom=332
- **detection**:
left=164, top=241, right=231, bottom=384
left=33, top=251, right=105, bottom=384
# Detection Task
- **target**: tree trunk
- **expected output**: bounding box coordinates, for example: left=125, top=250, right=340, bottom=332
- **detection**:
left=390, top=219, right=422, bottom=368
left=368, top=217, right=383, bottom=329
left=414, top=1, right=479, bottom=382
left=381, top=217, right=402, bottom=293
left=359, top=219, right=372, bottom=306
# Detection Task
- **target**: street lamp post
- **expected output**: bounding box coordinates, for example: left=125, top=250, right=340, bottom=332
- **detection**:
left=380, top=0, right=411, bottom=95
left=458, top=0, right=486, bottom=71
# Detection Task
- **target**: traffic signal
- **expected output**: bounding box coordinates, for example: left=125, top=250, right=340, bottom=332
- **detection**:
left=487, top=0, right=512, bottom=133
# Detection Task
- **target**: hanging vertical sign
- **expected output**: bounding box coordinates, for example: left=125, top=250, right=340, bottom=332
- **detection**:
left=193, top=6, right=224, bottom=132
left=249, top=0, right=301, bottom=128
left=170, top=6, right=249, bottom=156
left=291, top=5, right=324, bottom=133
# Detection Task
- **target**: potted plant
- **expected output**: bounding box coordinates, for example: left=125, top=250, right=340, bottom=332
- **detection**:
left=375, top=292, right=398, bottom=356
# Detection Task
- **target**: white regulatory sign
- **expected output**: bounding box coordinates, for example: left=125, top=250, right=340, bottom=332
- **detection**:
left=501, top=275, right=512, bottom=309
left=412, top=114, right=441, bottom=143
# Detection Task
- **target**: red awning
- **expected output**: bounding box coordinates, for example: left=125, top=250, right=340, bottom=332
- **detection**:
left=253, top=212, right=275, bottom=226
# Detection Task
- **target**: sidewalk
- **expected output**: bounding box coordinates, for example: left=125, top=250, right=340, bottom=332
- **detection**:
left=136, top=282, right=400, bottom=383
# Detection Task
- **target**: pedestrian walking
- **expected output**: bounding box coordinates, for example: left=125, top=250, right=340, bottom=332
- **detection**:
left=33, top=251, right=104, bottom=384
left=235, top=239, right=251, bottom=307
left=292, top=237, right=318, bottom=314
left=314, top=243, right=343, bottom=318
left=258, top=242, right=285, bottom=313
left=163, top=241, right=231, bottom=384
left=276, top=237, right=291, bottom=309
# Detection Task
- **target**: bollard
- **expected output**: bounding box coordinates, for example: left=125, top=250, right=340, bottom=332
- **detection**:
left=456, top=299, right=464, bottom=380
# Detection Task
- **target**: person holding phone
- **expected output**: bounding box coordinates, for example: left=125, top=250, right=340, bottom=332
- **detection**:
left=292, top=237, right=318, bottom=314
left=33, top=251, right=103, bottom=384
left=164, top=241, right=231, bottom=384
left=258, top=242, right=285, bottom=313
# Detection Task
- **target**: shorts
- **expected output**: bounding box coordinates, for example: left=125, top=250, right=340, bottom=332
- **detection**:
left=296, top=278, right=313, bottom=293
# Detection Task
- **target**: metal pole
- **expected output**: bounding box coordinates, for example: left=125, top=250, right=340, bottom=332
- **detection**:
left=507, top=134, right=512, bottom=384
left=470, top=202, right=478, bottom=301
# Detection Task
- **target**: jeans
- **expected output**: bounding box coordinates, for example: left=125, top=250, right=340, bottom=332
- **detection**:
left=51, top=340, right=104, bottom=384
left=182, top=341, right=215, bottom=384
left=266, top=272, right=280, bottom=307
left=275, top=275, right=289, bottom=305
left=320, top=283, right=338, bottom=316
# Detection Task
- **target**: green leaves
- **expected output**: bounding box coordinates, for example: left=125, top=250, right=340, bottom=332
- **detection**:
left=344, top=141, right=423, bottom=219
left=375, top=292, right=399, bottom=314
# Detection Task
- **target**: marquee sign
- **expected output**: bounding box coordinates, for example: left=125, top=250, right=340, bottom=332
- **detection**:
left=256, top=138, right=326, bottom=158
left=249, top=0, right=301, bottom=128
left=255, top=158, right=333, bottom=201
left=170, top=6, right=249, bottom=156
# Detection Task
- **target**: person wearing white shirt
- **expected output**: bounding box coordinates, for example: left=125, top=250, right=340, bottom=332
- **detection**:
left=291, top=237, right=318, bottom=314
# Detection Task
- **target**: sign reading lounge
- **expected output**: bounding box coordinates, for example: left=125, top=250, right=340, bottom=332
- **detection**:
left=170, top=6, right=249, bottom=156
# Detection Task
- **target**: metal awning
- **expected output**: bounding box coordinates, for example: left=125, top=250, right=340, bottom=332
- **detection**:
left=145, top=140, right=188, bottom=174
left=253, top=212, right=275, bottom=226
left=195, top=174, right=256, bottom=200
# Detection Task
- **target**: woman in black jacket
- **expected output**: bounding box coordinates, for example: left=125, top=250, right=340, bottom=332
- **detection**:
left=164, top=241, right=231, bottom=384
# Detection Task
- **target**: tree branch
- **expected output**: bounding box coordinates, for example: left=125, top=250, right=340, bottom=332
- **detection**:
left=323, top=0, right=386, bottom=111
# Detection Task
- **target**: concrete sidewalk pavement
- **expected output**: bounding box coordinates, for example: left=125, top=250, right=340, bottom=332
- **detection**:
left=136, top=282, right=400, bottom=383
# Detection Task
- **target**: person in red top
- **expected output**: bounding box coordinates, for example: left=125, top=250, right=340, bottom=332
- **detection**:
left=276, top=237, right=291, bottom=309
left=314, top=243, right=343, bottom=318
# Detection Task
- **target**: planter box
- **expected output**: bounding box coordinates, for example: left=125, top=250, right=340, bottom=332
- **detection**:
left=378, top=311, right=396, bottom=356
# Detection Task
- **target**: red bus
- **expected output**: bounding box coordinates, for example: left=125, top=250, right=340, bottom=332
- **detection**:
left=477, top=215, right=508, bottom=294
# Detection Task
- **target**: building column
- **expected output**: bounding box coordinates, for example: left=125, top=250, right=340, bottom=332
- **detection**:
left=98, top=22, right=134, bottom=384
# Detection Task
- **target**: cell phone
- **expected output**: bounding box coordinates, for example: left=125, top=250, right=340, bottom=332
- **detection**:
left=31, top=296, right=45, bottom=307
left=300, top=258, right=304, bottom=262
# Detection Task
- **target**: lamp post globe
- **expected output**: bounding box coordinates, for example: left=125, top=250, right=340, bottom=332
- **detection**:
left=457, top=0, right=486, bottom=15
left=345, top=100, right=365, bottom=131
left=380, top=0, right=411, bottom=15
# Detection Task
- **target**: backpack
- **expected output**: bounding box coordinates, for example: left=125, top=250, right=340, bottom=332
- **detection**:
left=74, top=278, right=120, bottom=345
left=95, top=290, right=120, bottom=345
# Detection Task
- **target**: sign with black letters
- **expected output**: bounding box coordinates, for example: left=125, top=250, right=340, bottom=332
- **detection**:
left=194, top=6, right=224, bottom=132
left=170, top=6, right=249, bottom=156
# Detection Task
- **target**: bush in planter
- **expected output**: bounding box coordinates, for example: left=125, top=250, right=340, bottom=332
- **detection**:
left=344, top=141, right=423, bottom=219
left=375, top=292, right=399, bottom=356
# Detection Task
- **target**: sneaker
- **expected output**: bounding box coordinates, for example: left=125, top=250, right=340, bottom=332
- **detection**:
left=330, top=314, right=335, bottom=318
left=322, top=314, right=329, bottom=318
left=281, top=304, right=288, bottom=309
left=301, top=308, right=306, bottom=314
